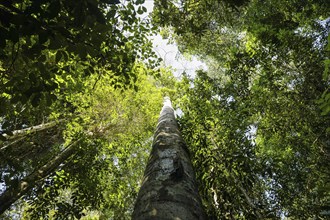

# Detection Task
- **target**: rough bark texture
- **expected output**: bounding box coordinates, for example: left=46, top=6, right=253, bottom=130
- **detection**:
left=0, top=139, right=79, bottom=215
left=132, top=97, right=206, bottom=220
left=1, top=120, right=64, bottom=143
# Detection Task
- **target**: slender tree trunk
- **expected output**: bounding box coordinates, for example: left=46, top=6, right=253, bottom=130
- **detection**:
left=0, top=139, right=80, bottom=215
left=1, top=120, right=64, bottom=143
left=132, top=97, right=205, bottom=220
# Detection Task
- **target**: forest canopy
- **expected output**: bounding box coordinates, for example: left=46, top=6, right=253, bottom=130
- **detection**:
left=0, top=0, right=329, bottom=219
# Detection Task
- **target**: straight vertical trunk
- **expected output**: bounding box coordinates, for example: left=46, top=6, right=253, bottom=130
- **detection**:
left=132, top=97, right=205, bottom=220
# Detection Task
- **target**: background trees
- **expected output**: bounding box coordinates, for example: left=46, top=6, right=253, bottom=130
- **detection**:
left=1, top=62, right=165, bottom=218
left=0, top=0, right=157, bottom=114
left=153, top=0, right=330, bottom=218
left=0, top=0, right=165, bottom=219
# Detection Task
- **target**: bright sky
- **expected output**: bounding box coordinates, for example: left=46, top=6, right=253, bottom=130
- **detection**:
left=143, top=0, right=207, bottom=78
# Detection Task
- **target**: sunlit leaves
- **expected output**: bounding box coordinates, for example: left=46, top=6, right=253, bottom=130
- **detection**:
left=0, top=0, right=157, bottom=122
left=0, top=0, right=163, bottom=218
left=14, top=64, right=164, bottom=219
left=163, top=0, right=330, bottom=218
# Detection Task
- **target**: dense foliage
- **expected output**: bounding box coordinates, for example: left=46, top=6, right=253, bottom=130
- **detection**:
left=153, top=0, right=330, bottom=219
left=0, top=0, right=165, bottom=219
left=1, top=0, right=329, bottom=219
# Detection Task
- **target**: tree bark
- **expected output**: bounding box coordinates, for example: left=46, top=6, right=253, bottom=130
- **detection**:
left=0, top=139, right=80, bottom=215
left=1, top=120, right=64, bottom=143
left=132, top=97, right=206, bottom=220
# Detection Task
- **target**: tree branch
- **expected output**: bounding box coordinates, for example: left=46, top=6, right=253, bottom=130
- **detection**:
left=0, top=139, right=80, bottom=215
left=1, top=119, right=64, bottom=143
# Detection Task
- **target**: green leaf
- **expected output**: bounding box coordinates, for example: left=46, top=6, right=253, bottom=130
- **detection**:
left=137, top=6, right=144, bottom=15
left=127, top=3, right=135, bottom=11
left=135, top=0, right=145, bottom=5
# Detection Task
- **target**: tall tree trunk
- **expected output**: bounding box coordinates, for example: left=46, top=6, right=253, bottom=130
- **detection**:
left=132, top=97, right=205, bottom=220
left=0, top=139, right=80, bottom=215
